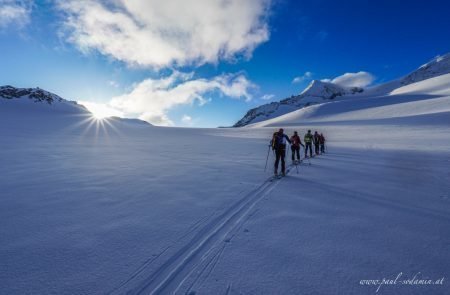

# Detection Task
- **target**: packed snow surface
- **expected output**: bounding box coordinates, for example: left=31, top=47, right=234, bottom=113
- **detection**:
left=1, top=74, right=449, bottom=294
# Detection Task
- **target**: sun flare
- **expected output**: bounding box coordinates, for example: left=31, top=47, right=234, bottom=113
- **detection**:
left=78, top=101, right=123, bottom=120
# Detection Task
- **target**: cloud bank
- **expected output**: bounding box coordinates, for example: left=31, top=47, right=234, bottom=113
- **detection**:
left=0, top=0, right=32, bottom=28
left=328, top=71, right=375, bottom=88
left=109, top=72, right=256, bottom=126
left=56, top=0, right=271, bottom=68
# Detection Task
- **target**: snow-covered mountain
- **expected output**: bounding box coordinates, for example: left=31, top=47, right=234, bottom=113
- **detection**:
left=401, top=52, right=450, bottom=85
left=0, top=85, right=90, bottom=114
left=249, top=72, right=450, bottom=128
left=234, top=53, right=450, bottom=127
left=0, top=85, right=150, bottom=126
left=1, top=85, right=64, bottom=103
left=233, top=81, right=363, bottom=127
left=363, top=52, right=450, bottom=96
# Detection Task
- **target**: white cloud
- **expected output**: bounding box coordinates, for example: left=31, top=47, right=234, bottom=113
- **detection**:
left=330, top=71, right=375, bottom=88
left=56, top=0, right=271, bottom=68
left=108, top=71, right=256, bottom=126
left=260, top=94, right=275, bottom=100
left=292, top=71, right=312, bottom=84
left=0, top=0, right=32, bottom=29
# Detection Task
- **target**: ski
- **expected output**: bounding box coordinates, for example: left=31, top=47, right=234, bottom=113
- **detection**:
left=270, top=175, right=281, bottom=181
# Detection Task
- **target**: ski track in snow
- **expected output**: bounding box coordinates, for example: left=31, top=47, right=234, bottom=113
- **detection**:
left=110, top=165, right=296, bottom=294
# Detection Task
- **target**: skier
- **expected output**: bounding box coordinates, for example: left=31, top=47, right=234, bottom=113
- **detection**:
left=319, top=133, right=326, bottom=153
left=304, top=130, right=313, bottom=158
left=271, top=128, right=292, bottom=176
left=290, top=131, right=304, bottom=163
left=314, top=131, right=321, bottom=155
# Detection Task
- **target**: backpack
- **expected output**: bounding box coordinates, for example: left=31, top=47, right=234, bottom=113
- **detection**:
left=291, top=135, right=300, bottom=146
left=271, top=132, right=277, bottom=150
left=304, top=133, right=313, bottom=143
left=271, top=132, right=286, bottom=149
left=314, top=133, right=320, bottom=142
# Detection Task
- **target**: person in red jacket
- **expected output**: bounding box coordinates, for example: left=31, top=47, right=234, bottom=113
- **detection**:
left=290, top=131, right=304, bottom=163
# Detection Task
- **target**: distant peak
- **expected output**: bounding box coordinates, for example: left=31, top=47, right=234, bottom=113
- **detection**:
left=300, top=80, right=328, bottom=95
left=401, top=52, right=450, bottom=85
left=298, top=79, right=363, bottom=98
left=0, top=85, right=64, bottom=104
left=422, top=53, right=450, bottom=67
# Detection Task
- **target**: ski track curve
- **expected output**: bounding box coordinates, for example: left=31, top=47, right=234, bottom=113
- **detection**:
left=110, top=164, right=297, bottom=295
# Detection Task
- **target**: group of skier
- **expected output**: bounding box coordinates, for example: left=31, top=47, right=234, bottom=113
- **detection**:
left=270, top=128, right=326, bottom=177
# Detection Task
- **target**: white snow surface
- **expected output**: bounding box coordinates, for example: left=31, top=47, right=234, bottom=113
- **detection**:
left=1, top=75, right=450, bottom=295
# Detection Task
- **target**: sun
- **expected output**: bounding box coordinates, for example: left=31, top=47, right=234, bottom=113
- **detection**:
left=78, top=101, right=123, bottom=120
left=91, top=108, right=110, bottom=120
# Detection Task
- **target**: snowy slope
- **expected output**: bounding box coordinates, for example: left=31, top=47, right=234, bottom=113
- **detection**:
left=0, top=98, right=278, bottom=294
left=1, top=105, right=449, bottom=294
left=249, top=73, right=450, bottom=128
left=235, top=53, right=450, bottom=127
left=1, top=78, right=449, bottom=293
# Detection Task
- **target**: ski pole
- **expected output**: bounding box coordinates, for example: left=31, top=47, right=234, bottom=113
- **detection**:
left=286, top=143, right=290, bottom=160
left=264, top=144, right=271, bottom=172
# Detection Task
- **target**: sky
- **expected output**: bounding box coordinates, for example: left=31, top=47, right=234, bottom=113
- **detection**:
left=1, top=0, right=450, bottom=127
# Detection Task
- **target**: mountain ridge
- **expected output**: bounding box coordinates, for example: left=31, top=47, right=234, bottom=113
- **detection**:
left=234, top=53, right=450, bottom=127
left=1, top=85, right=68, bottom=104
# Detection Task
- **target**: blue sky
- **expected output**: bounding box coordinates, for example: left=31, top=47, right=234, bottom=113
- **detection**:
left=1, top=0, right=450, bottom=127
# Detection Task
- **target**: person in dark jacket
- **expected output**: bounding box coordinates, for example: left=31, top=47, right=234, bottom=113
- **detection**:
left=314, top=131, right=321, bottom=155
left=304, top=130, right=313, bottom=158
left=319, top=133, right=326, bottom=153
left=271, top=128, right=292, bottom=176
left=290, top=131, right=304, bottom=163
